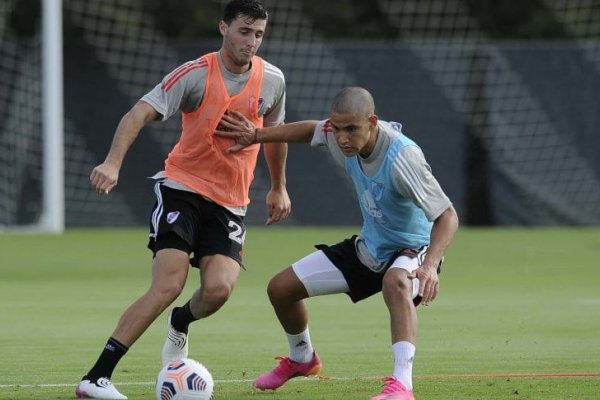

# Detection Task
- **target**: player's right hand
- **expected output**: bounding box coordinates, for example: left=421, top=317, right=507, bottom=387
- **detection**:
left=408, top=263, right=439, bottom=306
left=90, top=163, right=119, bottom=195
left=214, top=111, right=257, bottom=152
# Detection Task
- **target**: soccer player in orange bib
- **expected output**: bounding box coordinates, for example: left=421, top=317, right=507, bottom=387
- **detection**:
left=77, top=1, right=290, bottom=399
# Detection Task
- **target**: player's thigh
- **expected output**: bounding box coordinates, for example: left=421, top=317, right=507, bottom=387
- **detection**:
left=292, top=250, right=350, bottom=297
left=388, top=256, right=419, bottom=274
left=151, top=248, right=190, bottom=293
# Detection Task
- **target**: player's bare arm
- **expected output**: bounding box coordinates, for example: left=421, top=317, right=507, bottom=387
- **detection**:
left=409, top=205, right=459, bottom=305
left=216, top=111, right=318, bottom=152
left=263, top=142, right=291, bottom=225
left=90, top=101, right=159, bottom=195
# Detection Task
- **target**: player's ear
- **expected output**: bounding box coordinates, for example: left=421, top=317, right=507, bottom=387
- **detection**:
left=218, top=20, right=228, bottom=36
left=368, top=114, right=378, bottom=129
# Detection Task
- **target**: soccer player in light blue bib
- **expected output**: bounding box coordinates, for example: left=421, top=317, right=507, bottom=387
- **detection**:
left=217, top=86, right=459, bottom=400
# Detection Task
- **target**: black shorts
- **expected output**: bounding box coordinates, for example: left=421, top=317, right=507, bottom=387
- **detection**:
left=316, top=235, right=439, bottom=303
left=147, top=183, right=246, bottom=267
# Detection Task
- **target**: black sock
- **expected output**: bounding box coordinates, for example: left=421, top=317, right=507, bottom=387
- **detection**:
left=84, top=337, right=129, bottom=381
left=171, top=301, right=198, bottom=334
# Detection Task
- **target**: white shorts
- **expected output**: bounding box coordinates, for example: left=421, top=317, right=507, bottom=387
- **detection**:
left=292, top=249, right=423, bottom=299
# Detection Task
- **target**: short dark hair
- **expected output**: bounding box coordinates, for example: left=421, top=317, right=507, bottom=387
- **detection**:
left=223, top=0, right=268, bottom=24
left=331, top=87, right=375, bottom=118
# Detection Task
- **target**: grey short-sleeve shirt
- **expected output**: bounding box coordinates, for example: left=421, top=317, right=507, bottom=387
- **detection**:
left=142, top=51, right=285, bottom=127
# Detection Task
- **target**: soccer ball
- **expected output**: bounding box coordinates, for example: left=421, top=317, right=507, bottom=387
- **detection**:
left=156, top=358, right=214, bottom=400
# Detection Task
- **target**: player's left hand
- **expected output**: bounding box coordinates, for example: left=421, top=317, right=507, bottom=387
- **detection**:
left=408, top=262, right=440, bottom=306
left=215, top=111, right=257, bottom=152
left=90, top=162, right=119, bottom=195
left=265, top=187, right=291, bottom=225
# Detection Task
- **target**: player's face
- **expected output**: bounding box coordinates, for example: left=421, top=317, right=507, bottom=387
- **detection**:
left=219, top=16, right=267, bottom=73
left=330, top=112, right=378, bottom=158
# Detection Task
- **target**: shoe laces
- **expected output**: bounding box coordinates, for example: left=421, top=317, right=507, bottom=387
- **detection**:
left=380, top=376, right=408, bottom=394
left=272, top=356, right=296, bottom=375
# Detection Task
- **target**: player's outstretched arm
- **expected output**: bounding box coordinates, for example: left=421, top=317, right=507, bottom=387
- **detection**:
left=90, top=101, right=159, bottom=195
left=215, top=111, right=318, bottom=152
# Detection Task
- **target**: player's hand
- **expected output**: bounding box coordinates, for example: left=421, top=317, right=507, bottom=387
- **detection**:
left=215, top=111, right=257, bottom=153
left=265, top=187, right=291, bottom=225
left=90, top=162, right=119, bottom=195
left=408, top=261, right=439, bottom=306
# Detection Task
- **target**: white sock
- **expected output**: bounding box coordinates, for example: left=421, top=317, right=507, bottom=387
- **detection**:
left=392, top=341, right=415, bottom=390
left=286, top=328, right=314, bottom=363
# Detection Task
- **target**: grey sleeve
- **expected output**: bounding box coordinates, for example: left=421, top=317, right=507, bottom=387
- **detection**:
left=261, top=61, right=286, bottom=127
left=310, top=120, right=345, bottom=167
left=392, top=146, right=452, bottom=221
left=262, top=92, right=285, bottom=127
left=140, top=65, right=207, bottom=121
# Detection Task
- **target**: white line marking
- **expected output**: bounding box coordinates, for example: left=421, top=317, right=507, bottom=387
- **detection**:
left=0, top=377, right=333, bottom=389
left=2, top=372, right=598, bottom=389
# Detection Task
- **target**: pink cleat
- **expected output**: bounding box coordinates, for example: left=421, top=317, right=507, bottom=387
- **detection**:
left=370, top=376, right=415, bottom=400
left=253, top=352, right=322, bottom=390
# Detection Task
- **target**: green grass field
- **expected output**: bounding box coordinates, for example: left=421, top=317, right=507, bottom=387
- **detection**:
left=1, top=227, right=599, bottom=399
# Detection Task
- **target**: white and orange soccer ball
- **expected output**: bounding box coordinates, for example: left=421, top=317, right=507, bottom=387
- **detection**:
left=156, top=358, right=214, bottom=400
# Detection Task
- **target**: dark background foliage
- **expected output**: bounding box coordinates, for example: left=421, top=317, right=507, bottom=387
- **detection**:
left=7, top=0, right=578, bottom=40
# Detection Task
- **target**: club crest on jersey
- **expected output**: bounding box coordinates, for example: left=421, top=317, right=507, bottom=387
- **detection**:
left=370, top=182, right=384, bottom=201
left=166, top=211, right=180, bottom=224
left=249, top=97, right=264, bottom=113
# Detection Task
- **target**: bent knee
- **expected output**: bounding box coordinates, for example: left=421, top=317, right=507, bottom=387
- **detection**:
left=202, top=282, right=233, bottom=306
left=150, top=281, right=185, bottom=306
left=266, top=278, right=283, bottom=304
left=267, top=273, right=306, bottom=305
left=382, top=271, right=413, bottom=297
